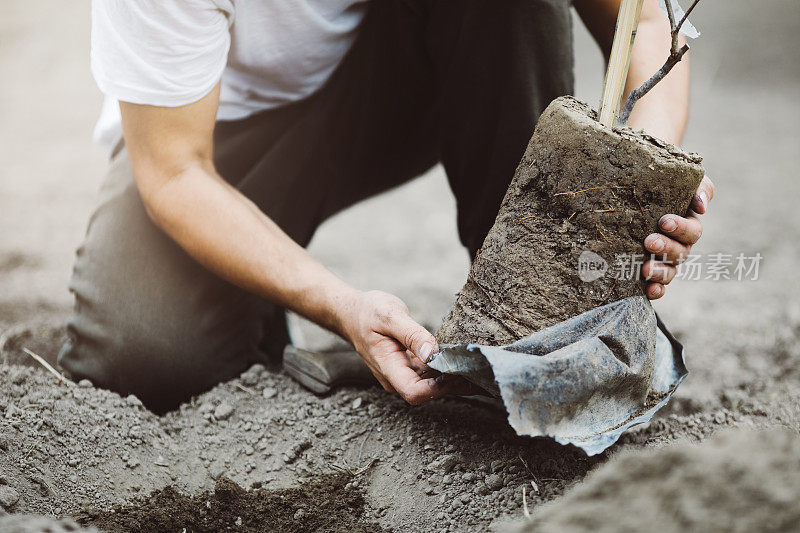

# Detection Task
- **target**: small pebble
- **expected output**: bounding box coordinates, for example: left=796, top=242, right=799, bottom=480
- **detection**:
left=0, top=486, right=20, bottom=510
left=262, top=387, right=278, bottom=399
left=214, top=402, right=235, bottom=420
left=125, top=395, right=142, bottom=407
left=209, top=463, right=226, bottom=480
left=485, top=474, right=504, bottom=491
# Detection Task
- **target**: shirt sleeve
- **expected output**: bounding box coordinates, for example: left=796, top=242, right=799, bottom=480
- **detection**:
left=91, top=0, right=232, bottom=107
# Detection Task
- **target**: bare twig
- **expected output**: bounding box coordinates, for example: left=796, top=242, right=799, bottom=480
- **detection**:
left=357, top=422, right=378, bottom=464
left=354, top=458, right=377, bottom=476
left=619, top=0, right=701, bottom=125
left=330, top=457, right=377, bottom=477
left=22, top=348, right=74, bottom=386
left=663, top=0, right=678, bottom=52
left=522, top=486, right=532, bottom=520
left=235, top=383, right=255, bottom=395
left=330, top=463, right=354, bottom=476
left=677, top=0, right=701, bottom=37
left=554, top=185, right=632, bottom=197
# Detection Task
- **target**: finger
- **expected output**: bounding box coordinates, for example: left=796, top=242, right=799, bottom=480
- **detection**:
left=405, top=349, right=429, bottom=374
left=376, top=311, right=439, bottom=365
left=657, top=213, right=703, bottom=245
left=365, top=361, right=395, bottom=392
left=379, top=353, right=449, bottom=405
left=418, top=368, right=440, bottom=380
left=690, top=175, right=715, bottom=215
left=646, top=282, right=665, bottom=300
left=644, top=234, right=691, bottom=265
left=361, top=338, right=400, bottom=392
left=642, top=260, right=677, bottom=284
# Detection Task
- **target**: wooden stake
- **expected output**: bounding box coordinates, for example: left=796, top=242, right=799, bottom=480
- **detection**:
left=598, top=0, right=645, bottom=128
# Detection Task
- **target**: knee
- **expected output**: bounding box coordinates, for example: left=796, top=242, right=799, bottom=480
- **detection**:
left=59, top=317, right=251, bottom=413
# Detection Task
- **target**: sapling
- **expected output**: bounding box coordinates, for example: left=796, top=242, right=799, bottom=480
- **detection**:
left=437, top=1, right=706, bottom=380
left=434, top=0, right=707, bottom=450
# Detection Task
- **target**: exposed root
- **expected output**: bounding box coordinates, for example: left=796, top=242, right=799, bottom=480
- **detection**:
left=553, top=185, right=632, bottom=197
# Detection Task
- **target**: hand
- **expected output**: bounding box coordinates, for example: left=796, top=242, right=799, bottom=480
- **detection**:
left=642, top=175, right=715, bottom=299
left=340, top=290, right=477, bottom=405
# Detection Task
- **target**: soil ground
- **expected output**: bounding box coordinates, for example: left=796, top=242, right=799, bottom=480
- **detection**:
left=1, top=1, right=799, bottom=531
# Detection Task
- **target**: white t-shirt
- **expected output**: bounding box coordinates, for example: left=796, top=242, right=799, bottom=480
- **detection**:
left=91, top=0, right=369, bottom=150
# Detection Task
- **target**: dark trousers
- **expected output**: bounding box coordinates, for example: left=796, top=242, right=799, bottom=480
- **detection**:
left=59, top=0, right=574, bottom=412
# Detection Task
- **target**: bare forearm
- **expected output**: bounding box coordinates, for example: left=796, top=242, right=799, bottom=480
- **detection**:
left=142, top=163, right=358, bottom=337
left=624, top=16, right=690, bottom=144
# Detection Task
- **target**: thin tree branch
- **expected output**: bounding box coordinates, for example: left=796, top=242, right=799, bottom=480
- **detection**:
left=618, top=0, right=701, bottom=126
left=663, top=0, right=679, bottom=53
left=676, top=0, right=701, bottom=36
left=618, top=43, right=689, bottom=125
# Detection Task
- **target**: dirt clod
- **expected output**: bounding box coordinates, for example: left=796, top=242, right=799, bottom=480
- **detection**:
left=0, top=485, right=21, bottom=510
left=485, top=474, right=504, bottom=491
left=213, top=401, right=234, bottom=420
left=438, top=96, right=704, bottom=347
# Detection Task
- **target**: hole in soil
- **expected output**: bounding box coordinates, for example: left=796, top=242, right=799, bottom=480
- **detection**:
left=77, top=475, right=384, bottom=533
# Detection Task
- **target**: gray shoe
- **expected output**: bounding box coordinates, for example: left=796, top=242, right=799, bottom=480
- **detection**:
left=282, top=345, right=377, bottom=394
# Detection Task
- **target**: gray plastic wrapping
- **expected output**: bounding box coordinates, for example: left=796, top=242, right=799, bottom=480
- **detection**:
left=429, top=296, right=687, bottom=455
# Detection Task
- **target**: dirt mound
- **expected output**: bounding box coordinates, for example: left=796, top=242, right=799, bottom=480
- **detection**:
left=80, top=475, right=380, bottom=533
left=0, top=359, right=598, bottom=532
left=522, top=428, right=800, bottom=532
left=1, top=324, right=798, bottom=532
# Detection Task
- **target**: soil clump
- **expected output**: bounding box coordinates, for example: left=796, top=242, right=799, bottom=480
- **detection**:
left=438, top=96, right=704, bottom=346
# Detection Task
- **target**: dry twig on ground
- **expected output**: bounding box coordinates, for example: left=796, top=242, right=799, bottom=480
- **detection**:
left=22, top=347, right=74, bottom=386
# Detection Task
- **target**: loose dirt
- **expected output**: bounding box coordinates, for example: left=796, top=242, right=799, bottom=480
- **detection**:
left=1, top=323, right=799, bottom=531
left=523, top=428, right=800, bottom=533
left=81, top=476, right=380, bottom=533
left=3, top=1, right=800, bottom=532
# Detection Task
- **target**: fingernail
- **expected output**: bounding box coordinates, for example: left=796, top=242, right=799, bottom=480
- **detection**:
left=648, top=236, right=665, bottom=252
left=419, top=342, right=433, bottom=363
left=698, top=191, right=708, bottom=210
left=661, top=217, right=677, bottom=232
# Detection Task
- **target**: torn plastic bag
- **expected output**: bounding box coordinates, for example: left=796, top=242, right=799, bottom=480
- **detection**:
left=428, top=296, right=687, bottom=455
